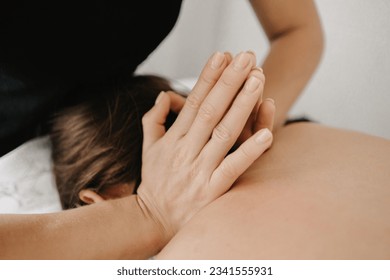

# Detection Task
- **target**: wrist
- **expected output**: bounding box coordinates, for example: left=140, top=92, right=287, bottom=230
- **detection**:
left=135, top=191, right=175, bottom=245
left=119, top=194, right=172, bottom=258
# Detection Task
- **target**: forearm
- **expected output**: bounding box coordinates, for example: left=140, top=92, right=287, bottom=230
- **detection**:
left=0, top=195, right=164, bottom=259
left=261, top=25, right=324, bottom=129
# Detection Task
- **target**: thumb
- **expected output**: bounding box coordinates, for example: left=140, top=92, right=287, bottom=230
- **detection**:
left=254, top=98, right=276, bottom=132
left=141, top=91, right=171, bottom=153
left=165, top=91, right=186, bottom=114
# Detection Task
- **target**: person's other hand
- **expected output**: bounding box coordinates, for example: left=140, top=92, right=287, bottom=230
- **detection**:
left=136, top=51, right=275, bottom=244
left=235, top=93, right=276, bottom=148
left=235, top=61, right=275, bottom=145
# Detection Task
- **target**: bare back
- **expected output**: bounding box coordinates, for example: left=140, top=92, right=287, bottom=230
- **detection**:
left=156, top=123, right=390, bottom=259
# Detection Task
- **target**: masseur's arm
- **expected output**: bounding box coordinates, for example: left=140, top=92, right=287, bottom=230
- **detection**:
left=0, top=51, right=274, bottom=259
left=249, top=0, right=324, bottom=130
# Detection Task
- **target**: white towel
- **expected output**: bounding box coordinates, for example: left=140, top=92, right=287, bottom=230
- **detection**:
left=0, top=136, right=62, bottom=214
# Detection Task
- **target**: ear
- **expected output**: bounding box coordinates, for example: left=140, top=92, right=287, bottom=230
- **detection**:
left=78, top=189, right=105, bottom=205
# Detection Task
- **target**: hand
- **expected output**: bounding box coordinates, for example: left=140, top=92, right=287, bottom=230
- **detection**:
left=236, top=93, right=276, bottom=148
left=136, top=51, right=275, bottom=244
left=236, top=61, right=276, bottom=144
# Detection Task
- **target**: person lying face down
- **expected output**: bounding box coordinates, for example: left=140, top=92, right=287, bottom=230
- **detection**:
left=50, top=75, right=181, bottom=209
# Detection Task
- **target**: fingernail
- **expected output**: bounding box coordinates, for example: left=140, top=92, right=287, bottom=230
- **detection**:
left=245, top=76, right=261, bottom=92
left=255, top=128, right=272, bottom=144
left=211, top=52, right=225, bottom=70
left=233, top=52, right=251, bottom=71
left=155, top=91, right=165, bottom=104
left=265, top=98, right=275, bottom=105
left=253, top=66, right=263, bottom=73
left=246, top=50, right=256, bottom=56
left=224, top=51, right=233, bottom=61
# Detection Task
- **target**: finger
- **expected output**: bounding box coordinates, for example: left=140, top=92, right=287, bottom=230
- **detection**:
left=201, top=69, right=265, bottom=170
left=209, top=128, right=273, bottom=198
left=185, top=52, right=257, bottom=153
left=236, top=109, right=257, bottom=145
left=168, top=51, right=229, bottom=136
left=235, top=70, right=265, bottom=145
left=248, top=67, right=265, bottom=131
left=141, top=92, right=171, bottom=153
left=166, top=91, right=186, bottom=113
left=250, top=67, right=264, bottom=111
left=224, top=51, right=233, bottom=65
left=254, top=98, right=276, bottom=132
left=235, top=67, right=266, bottom=144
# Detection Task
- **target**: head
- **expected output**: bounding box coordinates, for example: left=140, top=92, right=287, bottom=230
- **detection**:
left=50, top=74, right=181, bottom=209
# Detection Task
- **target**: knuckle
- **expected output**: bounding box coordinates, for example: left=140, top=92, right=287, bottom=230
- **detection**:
left=200, top=73, right=218, bottom=86
left=186, top=91, right=202, bottom=109
left=220, top=75, right=234, bottom=88
left=212, top=123, right=232, bottom=143
left=239, top=144, right=253, bottom=160
left=198, top=102, right=216, bottom=122
left=220, top=159, right=238, bottom=179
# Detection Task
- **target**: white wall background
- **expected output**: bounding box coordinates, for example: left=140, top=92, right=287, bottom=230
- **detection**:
left=136, top=0, right=390, bottom=140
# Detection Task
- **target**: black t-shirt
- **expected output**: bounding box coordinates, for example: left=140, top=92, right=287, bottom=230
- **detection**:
left=0, top=0, right=183, bottom=156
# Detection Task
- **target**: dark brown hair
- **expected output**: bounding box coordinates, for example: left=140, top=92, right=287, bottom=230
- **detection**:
left=50, top=75, right=180, bottom=209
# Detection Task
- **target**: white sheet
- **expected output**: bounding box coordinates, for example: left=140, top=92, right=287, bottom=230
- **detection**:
left=0, top=136, right=62, bottom=214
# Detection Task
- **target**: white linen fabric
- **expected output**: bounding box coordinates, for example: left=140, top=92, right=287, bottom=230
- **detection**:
left=0, top=136, right=62, bottom=214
